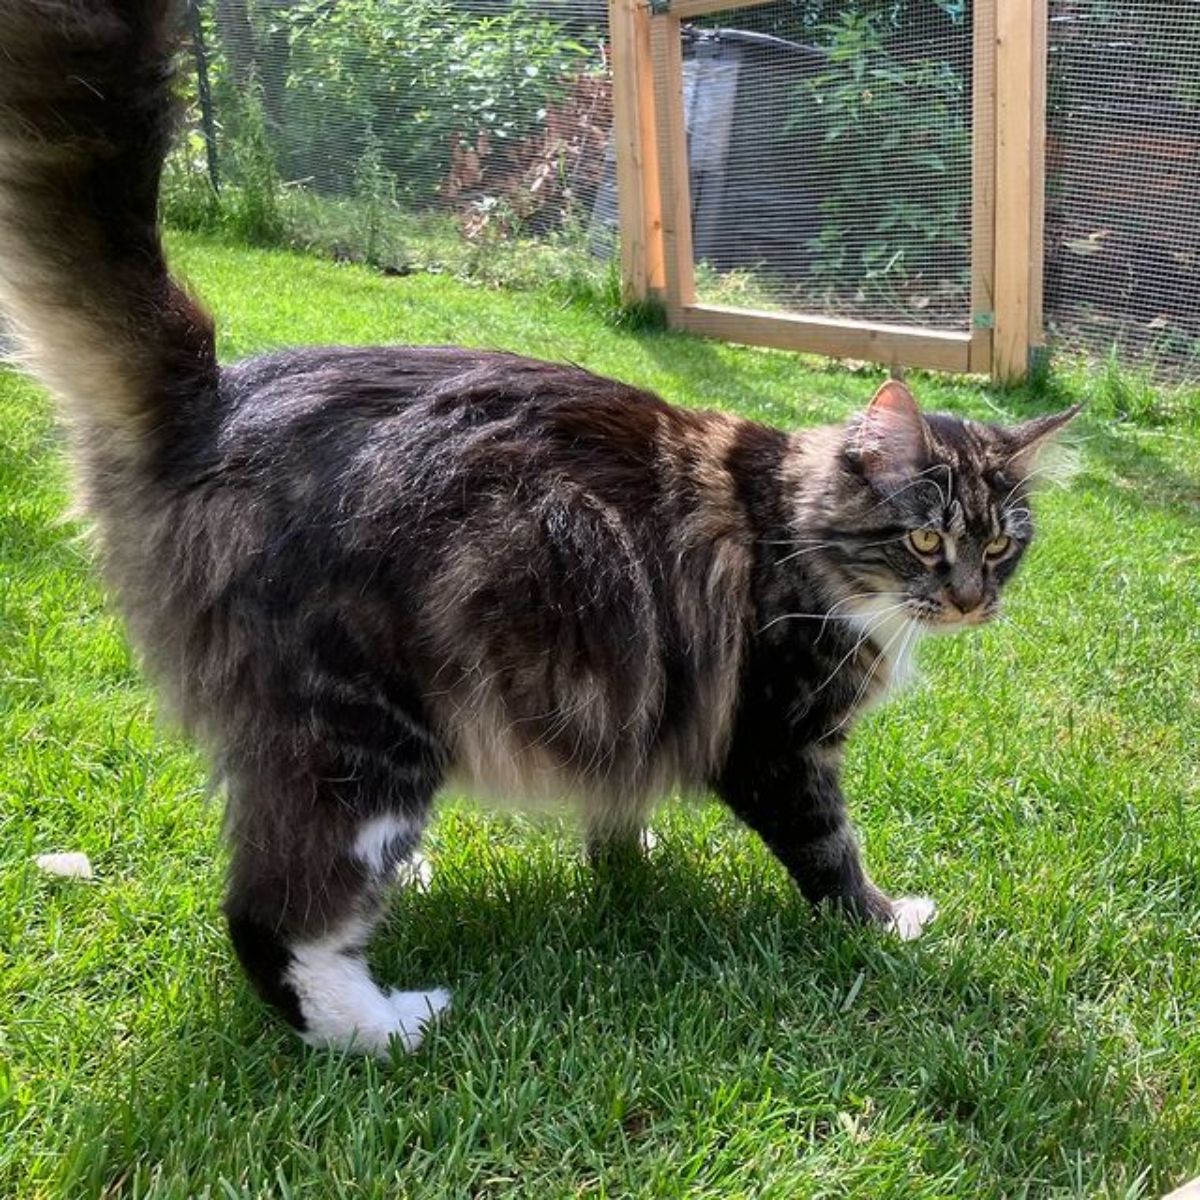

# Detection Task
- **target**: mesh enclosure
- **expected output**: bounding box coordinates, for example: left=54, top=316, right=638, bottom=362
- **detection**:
left=665, top=1, right=975, bottom=331
left=161, top=1, right=1200, bottom=379
left=175, top=1, right=613, bottom=267
left=1044, top=2, right=1200, bottom=375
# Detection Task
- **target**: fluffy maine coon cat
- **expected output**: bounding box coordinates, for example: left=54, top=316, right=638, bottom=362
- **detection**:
left=0, top=0, right=1077, bottom=1055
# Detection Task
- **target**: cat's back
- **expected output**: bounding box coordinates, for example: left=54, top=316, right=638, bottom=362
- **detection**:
left=217, top=343, right=670, bottom=449
left=205, top=342, right=688, bottom=544
left=177, top=343, right=747, bottom=797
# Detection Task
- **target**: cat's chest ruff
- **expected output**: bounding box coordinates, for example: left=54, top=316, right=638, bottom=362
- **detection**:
left=842, top=596, right=923, bottom=696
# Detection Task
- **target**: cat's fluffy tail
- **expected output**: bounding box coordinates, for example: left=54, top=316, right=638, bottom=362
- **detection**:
left=0, top=0, right=217, bottom=467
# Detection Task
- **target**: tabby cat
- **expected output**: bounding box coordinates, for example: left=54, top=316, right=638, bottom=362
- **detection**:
left=0, top=0, right=1076, bottom=1055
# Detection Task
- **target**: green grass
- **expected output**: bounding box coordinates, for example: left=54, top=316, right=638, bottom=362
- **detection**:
left=1, top=232, right=1198, bottom=1199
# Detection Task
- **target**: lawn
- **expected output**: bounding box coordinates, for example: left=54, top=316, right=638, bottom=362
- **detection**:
left=1, top=233, right=1198, bottom=1199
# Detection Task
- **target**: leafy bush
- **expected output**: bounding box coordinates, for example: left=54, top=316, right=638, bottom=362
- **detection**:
left=276, top=0, right=601, bottom=203
left=161, top=72, right=283, bottom=247
left=162, top=0, right=616, bottom=293
left=793, top=7, right=970, bottom=315
left=221, top=76, right=286, bottom=246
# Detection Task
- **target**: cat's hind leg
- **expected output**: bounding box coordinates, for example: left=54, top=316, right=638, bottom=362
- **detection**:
left=223, top=758, right=449, bottom=1056
left=583, top=799, right=658, bottom=874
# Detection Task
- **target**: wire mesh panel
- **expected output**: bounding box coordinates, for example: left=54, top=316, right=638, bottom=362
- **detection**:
left=176, top=1, right=612, bottom=271
left=661, top=0, right=976, bottom=333
left=1044, top=2, right=1200, bottom=375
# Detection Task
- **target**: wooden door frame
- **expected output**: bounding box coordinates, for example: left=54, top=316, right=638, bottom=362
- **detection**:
left=610, top=0, right=1046, bottom=380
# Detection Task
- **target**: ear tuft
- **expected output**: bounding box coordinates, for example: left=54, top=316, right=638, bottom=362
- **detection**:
left=1003, top=404, right=1082, bottom=484
left=868, top=379, right=920, bottom=422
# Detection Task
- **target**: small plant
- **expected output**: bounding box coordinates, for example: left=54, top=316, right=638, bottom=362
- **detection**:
left=159, top=129, right=222, bottom=233
left=222, top=74, right=284, bottom=247
left=1093, top=348, right=1165, bottom=425
left=795, top=8, right=970, bottom=319
left=354, top=128, right=399, bottom=268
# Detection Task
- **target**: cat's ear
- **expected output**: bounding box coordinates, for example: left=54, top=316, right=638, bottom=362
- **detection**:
left=1002, top=404, right=1082, bottom=484
left=848, top=379, right=929, bottom=481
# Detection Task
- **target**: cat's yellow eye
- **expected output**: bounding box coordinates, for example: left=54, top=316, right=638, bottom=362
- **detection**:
left=908, top=529, right=943, bottom=555
left=984, top=535, right=1012, bottom=558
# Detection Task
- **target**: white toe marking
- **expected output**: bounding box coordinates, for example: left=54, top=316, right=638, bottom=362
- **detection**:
left=890, top=895, right=937, bottom=941
left=353, top=814, right=418, bottom=876
left=387, top=987, right=451, bottom=1044
left=287, top=921, right=448, bottom=1055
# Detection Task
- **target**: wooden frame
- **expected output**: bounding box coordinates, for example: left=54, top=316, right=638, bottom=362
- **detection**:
left=1028, top=0, right=1049, bottom=352
left=657, top=0, right=777, bottom=19
left=679, top=307, right=972, bottom=373
left=613, top=0, right=1046, bottom=381
left=993, top=0, right=1047, bottom=381
left=609, top=0, right=664, bottom=302
left=650, top=12, right=694, bottom=321
left=970, top=0, right=997, bottom=373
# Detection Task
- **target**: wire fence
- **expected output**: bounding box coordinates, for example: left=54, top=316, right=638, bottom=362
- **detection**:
left=677, top=2, right=974, bottom=332
left=173, top=0, right=615, bottom=280
left=140, top=1, right=1200, bottom=379
left=1044, top=1, right=1200, bottom=378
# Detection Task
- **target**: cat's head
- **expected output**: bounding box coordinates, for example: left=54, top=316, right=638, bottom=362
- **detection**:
left=814, top=380, right=1079, bottom=630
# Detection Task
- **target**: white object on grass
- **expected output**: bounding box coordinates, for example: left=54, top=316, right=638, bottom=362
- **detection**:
left=34, top=852, right=93, bottom=879
left=1163, top=1178, right=1200, bottom=1200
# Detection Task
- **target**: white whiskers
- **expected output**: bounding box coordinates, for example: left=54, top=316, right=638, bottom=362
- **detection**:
left=756, top=590, right=904, bottom=637
left=775, top=531, right=908, bottom=567
left=819, top=615, right=918, bottom=743
left=809, top=600, right=911, bottom=698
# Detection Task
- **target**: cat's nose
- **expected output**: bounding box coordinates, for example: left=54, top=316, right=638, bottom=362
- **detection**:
left=943, top=586, right=984, bottom=617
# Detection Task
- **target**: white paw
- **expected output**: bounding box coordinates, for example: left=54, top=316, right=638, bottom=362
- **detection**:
left=383, top=987, right=452, bottom=1054
left=298, top=986, right=451, bottom=1056
left=394, top=852, right=433, bottom=892
left=890, top=895, right=937, bottom=941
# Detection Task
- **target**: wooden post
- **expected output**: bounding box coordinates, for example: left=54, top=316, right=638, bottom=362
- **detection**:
left=609, top=0, right=664, bottom=304
left=993, top=0, right=1047, bottom=382
left=969, top=0, right=995, bottom=373
left=652, top=14, right=696, bottom=320
left=1028, top=0, right=1048, bottom=350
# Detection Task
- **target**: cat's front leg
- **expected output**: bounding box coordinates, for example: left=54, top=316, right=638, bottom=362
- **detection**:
left=715, top=743, right=936, bottom=940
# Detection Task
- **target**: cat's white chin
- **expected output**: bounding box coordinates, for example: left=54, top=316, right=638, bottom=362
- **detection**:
left=924, top=611, right=996, bottom=632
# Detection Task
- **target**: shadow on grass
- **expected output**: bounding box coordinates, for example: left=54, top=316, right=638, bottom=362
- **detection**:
left=624, top=323, right=877, bottom=427
left=1074, top=425, right=1200, bottom=522
left=994, top=372, right=1199, bottom=522
left=55, top=825, right=1172, bottom=1197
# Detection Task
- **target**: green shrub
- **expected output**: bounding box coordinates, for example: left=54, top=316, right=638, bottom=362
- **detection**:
left=220, top=76, right=285, bottom=246
left=160, top=129, right=223, bottom=233
left=353, top=129, right=399, bottom=268
left=277, top=0, right=600, bottom=203
left=794, top=8, right=970, bottom=313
